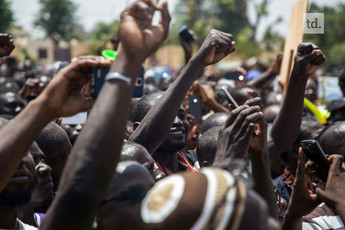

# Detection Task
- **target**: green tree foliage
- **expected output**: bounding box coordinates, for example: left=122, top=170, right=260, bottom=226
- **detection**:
left=304, top=3, right=345, bottom=71
left=173, top=0, right=272, bottom=56
left=214, top=0, right=250, bottom=38
left=0, top=0, right=14, bottom=32
left=88, top=20, right=119, bottom=54
left=34, top=0, right=78, bottom=44
left=174, top=0, right=215, bottom=47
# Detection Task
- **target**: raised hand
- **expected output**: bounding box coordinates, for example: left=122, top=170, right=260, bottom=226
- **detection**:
left=119, top=0, right=171, bottom=61
left=293, top=42, right=325, bottom=76
left=290, top=149, right=320, bottom=215
left=213, top=105, right=263, bottom=164
left=39, top=56, right=112, bottom=118
left=271, top=53, right=283, bottom=75
left=0, top=33, right=15, bottom=57
left=283, top=149, right=321, bottom=229
left=194, top=29, right=235, bottom=66
left=316, top=155, right=345, bottom=211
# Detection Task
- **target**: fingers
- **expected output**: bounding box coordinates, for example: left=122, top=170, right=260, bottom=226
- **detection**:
left=226, top=106, right=261, bottom=135
left=297, top=42, right=325, bottom=66
left=73, top=57, right=112, bottom=71
left=297, top=43, right=315, bottom=56
left=126, top=0, right=155, bottom=21
left=209, top=29, right=234, bottom=52
left=329, top=154, right=344, bottom=176
left=247, top=89, right=260, bottom=98
left=159, top=1, right=171, bottom=34
left=311, top=52, right=326, bottom=65
left=295, top=148, right=307, bottom=185
left=244, top=96, right=263, bottom=108
left=82, top=97, right=95, bottom=111
left=222, top=105, right=247, bottom=129
left=300, top=50, right=320, bottom=64
left=238, top=110, right=263, bottom=138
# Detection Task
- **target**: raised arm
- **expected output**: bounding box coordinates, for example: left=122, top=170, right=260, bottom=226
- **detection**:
left=283, top=149, right=321, bottom=230
left=316, top=155, right=345, bottom=224
left=269, top=43, right=325, bottom=157
left=247, top=53, right=282, bottom=89
left=40, top=1, right=170, bottom=229
left=213, top=101, right=278, bottom=218
left=0, top=57, right=111, bottom=192
left=130, top=29, right=236, bottom=154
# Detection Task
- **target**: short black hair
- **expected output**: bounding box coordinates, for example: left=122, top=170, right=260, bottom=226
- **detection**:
left=133, top=91, right=164, bottom=122
left=201, top=112, right=229, bottom=134
left=197, top=126, right=221, bottom=166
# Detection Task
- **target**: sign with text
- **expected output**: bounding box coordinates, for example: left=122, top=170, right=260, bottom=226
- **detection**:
left=304, top=13, right=324, bottom=34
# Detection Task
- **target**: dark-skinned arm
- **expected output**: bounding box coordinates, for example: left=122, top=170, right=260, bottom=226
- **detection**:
left=0, top=57, right=111, bottom=192
left=129, top=29, right=236, bottom=154
left=249, top=118, right=279, bottom=219
left=316, top=155, right=345, bottom=224
left=247, top=53, right=282, bottom=89
left=212, top=102, right=278, bottom=218
left=40, top=1, right=171, bottom=229
left=282, top=149, right=321, bottom=230
left=269, top=43, right=325, bottom=158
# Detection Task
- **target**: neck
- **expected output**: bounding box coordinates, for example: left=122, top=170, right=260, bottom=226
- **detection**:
left=0, top=206, right=18, bottom=229
left=153, top=150, right=179, bottom=173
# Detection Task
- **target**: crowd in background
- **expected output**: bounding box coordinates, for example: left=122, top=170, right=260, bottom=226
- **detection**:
left=1, top=1, right=345, bottom=230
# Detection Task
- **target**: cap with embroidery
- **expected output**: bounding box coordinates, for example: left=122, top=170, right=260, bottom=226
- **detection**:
left=141, top=168, right=247, bottom=230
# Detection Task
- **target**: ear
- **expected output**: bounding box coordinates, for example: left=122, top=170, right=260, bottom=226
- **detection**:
left=133, top=121, right=141, bottom=131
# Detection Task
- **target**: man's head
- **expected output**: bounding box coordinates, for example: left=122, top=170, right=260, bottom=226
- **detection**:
left=120, top=141, right=165, bottom=181
left=29, top=142, right=54, bottom=206
left=317, top=121, right=345, bottom=157
left=201, top=112, right=229, bottom=134
left=197, top=126, right=221, bottom=166
left=140, top=168, right=279, bottom=230
left=305, top=78, right=318, bottom=103
left=263, top=104, right=281, bottom=123
left=0, top=118, right=36, bottom=208
left=36, top=122, right=72, bottom=191
left=229, top=85, right=260, bottom=106
left=0, top=91, right=26, bottom=118
left=133, top=91, right=190, bottom=153
left=96, top=161, right=155, bottom=230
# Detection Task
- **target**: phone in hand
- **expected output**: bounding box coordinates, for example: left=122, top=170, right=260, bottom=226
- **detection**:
left=220, top=87, right=239, bottom=108
left=300, top=139, right=330, bottom=182
left=178, top=26, right=195, bottom=44
left=188, top=96, right=202, bottom=124
left=91, top=66, right=144, bottom=98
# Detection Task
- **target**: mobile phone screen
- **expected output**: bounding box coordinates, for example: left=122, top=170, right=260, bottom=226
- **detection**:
left=300, top=139, right=330, bottom=182
left=188, top=96, right=202, bottom=124
left=91, top=66, right=145, bottom=98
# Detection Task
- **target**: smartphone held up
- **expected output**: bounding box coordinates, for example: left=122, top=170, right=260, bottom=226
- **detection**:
left=300, top=139, right=330, bottom=182
left=91, top=66, right=144, bottom=98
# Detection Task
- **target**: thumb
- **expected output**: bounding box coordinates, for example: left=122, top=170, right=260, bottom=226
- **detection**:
left=300, top=50, right=321, bottom=65
left=82, top=98, right=95, bottom=111
left=315, top=186, right=329, bottom=204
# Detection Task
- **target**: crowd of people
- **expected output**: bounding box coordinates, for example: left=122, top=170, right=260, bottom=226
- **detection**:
left=1, top=0, right=345, bottom=229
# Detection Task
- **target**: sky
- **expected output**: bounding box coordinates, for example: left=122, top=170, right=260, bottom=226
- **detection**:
left=10, top=0, right=344, bottom=41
